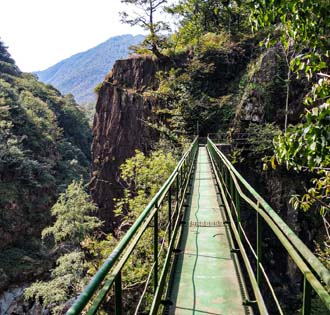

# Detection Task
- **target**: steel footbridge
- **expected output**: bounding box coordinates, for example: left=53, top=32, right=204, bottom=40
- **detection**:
left=66, top=137, right=330, bottom=315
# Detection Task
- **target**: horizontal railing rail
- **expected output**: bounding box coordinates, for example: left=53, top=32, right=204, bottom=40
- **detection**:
left=207, top=137, right=330, bottom=315
left=66, top=137, right=199, bottom=315
left=208, top=132, right=250, bottom=145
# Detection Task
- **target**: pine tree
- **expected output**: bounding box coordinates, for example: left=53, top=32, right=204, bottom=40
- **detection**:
left=120, top=0, right=169, bottom=57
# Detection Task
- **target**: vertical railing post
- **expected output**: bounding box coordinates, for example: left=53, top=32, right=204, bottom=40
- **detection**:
left=168, top=186, right=172, bottom=243
left=220, top=159, right=224, bottom=177
left=115, top=271, right=122, bottom=315
left=229, top=174, right=234, bottom=215
left=256, top=210, right=262, bottom=286
left=302, top=273, right=312, bottom=315
left=176, top=173, right=179, bottom=210
left=223, top=167, right=227, bottom=189
left=154, top=207, right=159, bottom=293
left=183, top=159, right=186, bottom=185
left=235, top=186, right=242, bottom=240
left=180, top=164, right=183, bottom=189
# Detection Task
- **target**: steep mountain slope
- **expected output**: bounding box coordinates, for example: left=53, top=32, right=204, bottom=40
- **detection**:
left=0, top=40, right=91, bottom=290
left=35, top=34, right=144, bottom=104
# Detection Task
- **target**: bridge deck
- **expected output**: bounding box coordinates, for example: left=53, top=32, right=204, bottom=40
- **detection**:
left=167, top=146, right=248, bottom=315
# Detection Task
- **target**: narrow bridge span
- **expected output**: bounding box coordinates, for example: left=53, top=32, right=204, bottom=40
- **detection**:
left=166, top=146, right=250, bottom=315
left=66, top=137, right=330, bottom=315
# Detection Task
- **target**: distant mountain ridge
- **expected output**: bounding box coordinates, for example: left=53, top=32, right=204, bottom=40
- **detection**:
left=35, top=34, right=144, bottom=104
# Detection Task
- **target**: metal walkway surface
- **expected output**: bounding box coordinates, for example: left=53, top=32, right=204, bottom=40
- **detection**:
left=167, top=146, right=248, bottom=315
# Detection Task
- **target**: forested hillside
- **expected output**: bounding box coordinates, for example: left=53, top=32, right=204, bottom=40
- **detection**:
left=1, top=0, right=330, bottom=314
left=0, top=40, right=91, bottom=296
left=35, top=34, right=144, bottom=105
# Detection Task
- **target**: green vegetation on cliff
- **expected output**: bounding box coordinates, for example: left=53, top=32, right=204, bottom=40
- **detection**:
left=25, top=180, right=102, bottom=314
left=0, top=39, right=92, bottom=290
left=250, top=1, right=330, bottom=246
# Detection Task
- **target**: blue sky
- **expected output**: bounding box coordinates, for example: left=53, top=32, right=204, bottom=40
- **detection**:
left=1, top=0, right=173, bottom=72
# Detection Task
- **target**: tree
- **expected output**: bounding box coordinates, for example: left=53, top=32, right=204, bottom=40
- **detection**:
left=115, top=149, right=176, bottom=226
left=168, top=0, right=250, bottom=47
left=120, top=0, right=169, bottom=57
left=0, top=39, right=20, bottom=75
left=25, top=180, right=103, bottom=314
left=25, top=251, right=86, bottom=315
left=0, top=39, right=15, bottom=65
left=250, top=0, right=330, bottom=240
left=42, top=179, right=103, bottom=247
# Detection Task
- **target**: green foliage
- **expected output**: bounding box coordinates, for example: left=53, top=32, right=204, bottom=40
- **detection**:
left=227, top=147, right=244, bottom=165
left=274, top=103, right=330, bottom=172
left=83, top=149, right=176, bottom=312
left=82, top=234, right=117, bottom=275
left=94, top=82, right=102, bottom=94
left=0, top=40, right=15, bottom=65
left=154, top=53, right=236, bottom=137
left=290, top=170, right=330, bottom=216
left=58, top=94, right=92, bottom=162
left=115, top=149, right=176, bottom=224
left=250, top=1, right=330, bottom=268
left=198, top=32, right=230, bottom=52
left=315, top=240, right=330, bottom=271
left=0, top=42, right=93, bottom=294
left=0, top=84, right=57, bottom=213
left=168, top=0, right=250, bottom=50
left=80, top=102, right=96, bottom=127
left=25, top=251, right=87, bottom=315
left=247, top=123, right=280, bottom=156
left=120, top=0, right=169, bottom=57
left=0, top=39, right=20, bottom=76
left=0, top=240, right=45, bottom=280
left=251, top=0, right=330, bottom=73
left=42, top=180, right=102, bottom=247
left=25, top=181, right=102, bottom=313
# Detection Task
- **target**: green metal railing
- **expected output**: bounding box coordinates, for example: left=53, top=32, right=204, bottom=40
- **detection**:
left=207, top=137, right=330, bottom=315
left=66, top=137, right=198, bottom=315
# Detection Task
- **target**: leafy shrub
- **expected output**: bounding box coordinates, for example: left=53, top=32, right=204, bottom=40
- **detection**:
left=42, top=180, right=102, bottom=247
left=25, top=251, right=86, bottom=315
left=25, top=180, right=102, bottom=313
left=247, top=122, right=280, bottom=156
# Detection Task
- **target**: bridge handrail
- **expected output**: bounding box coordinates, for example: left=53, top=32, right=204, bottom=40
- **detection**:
left=66, top=137, right=199, bottom=315
left=207, top=137, right=330, bottom=313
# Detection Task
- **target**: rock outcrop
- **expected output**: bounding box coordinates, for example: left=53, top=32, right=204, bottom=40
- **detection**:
left=234, top=45, right=307, bottom=131
left=90, top=56, right=160, bottom=227
left=234, top=46, right=286, bottom=128
left=230, top=46, right=320, bottom=311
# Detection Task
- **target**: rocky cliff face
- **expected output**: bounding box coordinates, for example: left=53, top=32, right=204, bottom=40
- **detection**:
left=234, top=45, right=306, bottom=131
left=234, top=46, right=285, bottom=129
left=231, top=46, right=320, bottom=311
left=90, top=56, right=160, bottom=227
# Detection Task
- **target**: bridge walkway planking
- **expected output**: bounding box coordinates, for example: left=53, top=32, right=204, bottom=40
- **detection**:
left=166, top=146, right=250, bottom=315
